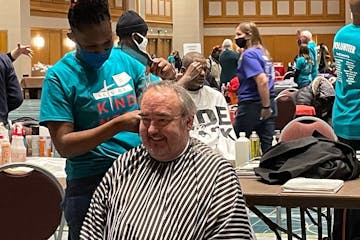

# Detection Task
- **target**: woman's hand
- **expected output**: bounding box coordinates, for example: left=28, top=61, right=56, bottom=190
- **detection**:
left=150, top=58, right=176, bottom=80
left=260, top=108, right=273, bottom=120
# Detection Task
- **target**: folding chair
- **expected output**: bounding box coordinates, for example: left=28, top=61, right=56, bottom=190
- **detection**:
left=0, top=162, right=65, bottom=240
left=279, top=116, right=337, bottom=239
left=279, top=115, right=337, bottom=142
left=275, top=90, right=297, bottom=131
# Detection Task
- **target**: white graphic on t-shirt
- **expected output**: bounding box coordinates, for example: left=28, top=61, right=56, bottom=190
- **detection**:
left=93, top=79, right=133, bottom=111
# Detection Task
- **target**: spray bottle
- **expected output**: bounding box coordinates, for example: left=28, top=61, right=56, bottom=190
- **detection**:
left=11, top=123, right=26, bottom=162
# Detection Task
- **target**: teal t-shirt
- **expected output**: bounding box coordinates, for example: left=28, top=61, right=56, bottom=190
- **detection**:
left=295, top=56, right=313, bottom=88
left=40, top=47, right=159, bottom=179
left=332, top=24, right=360, bottom=139
left=308, top=41, right=318, bottom=80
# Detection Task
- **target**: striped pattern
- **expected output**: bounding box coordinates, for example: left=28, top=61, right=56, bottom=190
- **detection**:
left=80, top=138, right=253, bottom=240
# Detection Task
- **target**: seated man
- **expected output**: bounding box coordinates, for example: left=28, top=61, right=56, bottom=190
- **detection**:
left=177, top=51, right=237, bottom=160
left=80, top=81, right=253, bottom=240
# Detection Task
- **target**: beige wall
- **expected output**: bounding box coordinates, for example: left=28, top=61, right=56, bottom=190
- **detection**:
left=0, top=0, right=32, bottom=78
left=172, top=0, right=203, bottom=56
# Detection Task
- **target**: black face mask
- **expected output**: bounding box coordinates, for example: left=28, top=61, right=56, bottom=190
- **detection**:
left=235, top=37, right=247, bottom=48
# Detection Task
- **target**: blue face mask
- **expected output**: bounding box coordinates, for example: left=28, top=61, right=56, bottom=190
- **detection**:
left=77, top=47, right=112, bottom=69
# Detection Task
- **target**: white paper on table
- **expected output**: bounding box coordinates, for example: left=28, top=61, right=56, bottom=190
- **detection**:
left=281, top=177, right=344, bottom=193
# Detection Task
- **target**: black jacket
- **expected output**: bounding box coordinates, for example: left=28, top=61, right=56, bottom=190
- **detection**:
left=255, top=136, right=360, bottom=184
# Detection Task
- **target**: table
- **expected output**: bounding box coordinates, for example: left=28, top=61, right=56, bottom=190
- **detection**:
left=239, top=177, right=360, bottom=239
left=21, top=76, right=44, bottom=99
left=26, top=157, right=66, bottom=188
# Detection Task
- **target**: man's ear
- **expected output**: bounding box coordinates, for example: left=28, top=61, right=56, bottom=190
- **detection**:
left=186, top=116, right=194, bottom=131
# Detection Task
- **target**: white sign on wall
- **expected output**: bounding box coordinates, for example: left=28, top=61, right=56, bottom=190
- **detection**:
left=183, top=43, right=202, bottom=55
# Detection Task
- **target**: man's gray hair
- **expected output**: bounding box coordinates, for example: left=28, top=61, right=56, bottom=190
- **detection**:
left=139, top=81, right=196, bottom=117
left=301, top=30, right=312, bottom=40
left=222, top=38, right=233, bottom=50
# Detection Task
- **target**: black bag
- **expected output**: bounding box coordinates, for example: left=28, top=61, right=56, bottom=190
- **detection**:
left=254, top=136, right=360, bottom=184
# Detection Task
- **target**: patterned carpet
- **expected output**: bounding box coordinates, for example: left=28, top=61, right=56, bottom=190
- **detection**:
left=250, top=206, right=331, bottom=239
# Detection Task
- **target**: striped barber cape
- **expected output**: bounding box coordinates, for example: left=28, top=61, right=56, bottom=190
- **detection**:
left=80, top=138, right=253, bottom=240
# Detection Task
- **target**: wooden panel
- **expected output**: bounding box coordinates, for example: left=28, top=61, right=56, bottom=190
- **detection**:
left=0, top=31, right=7, bottom=53
left=262, top=35, right=299, bottom=66
left=31, top=28, right=63, bottom=66
left=49, top=31, right=62, bottom=65
left=157, top=38, right=165, bottom=58
left=31, top=29, right=50, bottom=66
left=204, top=0, right=345, bottom=26
left=148, top=38, right=158, bottom=57
left=145, top=0, right=172, bottom=23
left=30, top=0, right=126, bottom=20
left=162, top=38, right=172, bottom=59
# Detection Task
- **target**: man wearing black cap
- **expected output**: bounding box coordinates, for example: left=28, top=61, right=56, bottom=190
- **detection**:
left=116, top=10, right=175, bottom=79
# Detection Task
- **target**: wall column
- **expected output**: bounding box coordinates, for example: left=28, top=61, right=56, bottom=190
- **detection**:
left=172, top=0, right=204, bottom=56
left=0, top=0, right=31, bottom=78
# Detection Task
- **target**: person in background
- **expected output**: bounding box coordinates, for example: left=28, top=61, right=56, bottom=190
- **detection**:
left=173, top=50, right=182, bottom=72
left=206, top=45, right=222, bottom=88
left=233, top=21, right=276, bottom=154
left=219, top=38, right=240, bottom=85
left=116, top=10, right=175, bottom=80
left=332, top=0, right=360, bottom=238
left=317, top=43, right=332, bottom=74
left=177, top=51, right=236, bottom=160
left=1, top=42, right=33, bottom=125
left=0, top=53, right=23, bottom=125
left=80, top=81, right=254, bottom=240
left=294, top=44, right=314, bottom=88
left=7, top=42, right=33, bottom=62
left=167, top=50, right=176, bottom=68
left=298, top=30, right=318, bottom=80
left=39, top=1, right=174, bottom=239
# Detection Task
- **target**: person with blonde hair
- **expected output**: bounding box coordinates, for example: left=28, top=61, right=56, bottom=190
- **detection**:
left=219, top=38, right=240, bottom=85
left=233, top=21, right=276, bottom=154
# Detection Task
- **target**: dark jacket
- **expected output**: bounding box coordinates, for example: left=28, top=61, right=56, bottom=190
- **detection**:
left=0, top=53, right=23, bottom=123
left=219, top=49, right=240, bottom=84
left=255, top=136, right=360, bottom=184
left=295, top=77, right=335, bottom=123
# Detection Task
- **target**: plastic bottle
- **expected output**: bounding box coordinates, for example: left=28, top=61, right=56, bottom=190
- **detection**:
left=0, top=135, right=4, bottom=164
left=31, top=125, right=40, bottom=157
left=11, top=124, right=26, bottom=162
left=235, top=132, right=250, bottom=168
left=1, top=138, right=11, bottom=164
left=274, top=129, right=281, bottom=142
left=272, top=135, right=278, bottom=146
left=249, top=131, right=261, bottom=159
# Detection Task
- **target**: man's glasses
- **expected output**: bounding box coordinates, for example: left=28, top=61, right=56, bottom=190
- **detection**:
left=139, top=113, right=182, bottom=127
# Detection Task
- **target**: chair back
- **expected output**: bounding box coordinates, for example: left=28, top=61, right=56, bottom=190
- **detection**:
left=282, top=71, right=295, bottom=80
left=279, top=116, right=337, bottom=142
left=0, top=162, right=64, bottom=240
left=275, top=89, right=298, bottom=130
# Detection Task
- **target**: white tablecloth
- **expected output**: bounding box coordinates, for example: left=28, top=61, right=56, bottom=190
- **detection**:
left=26, top=157, right=66, bottom=179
